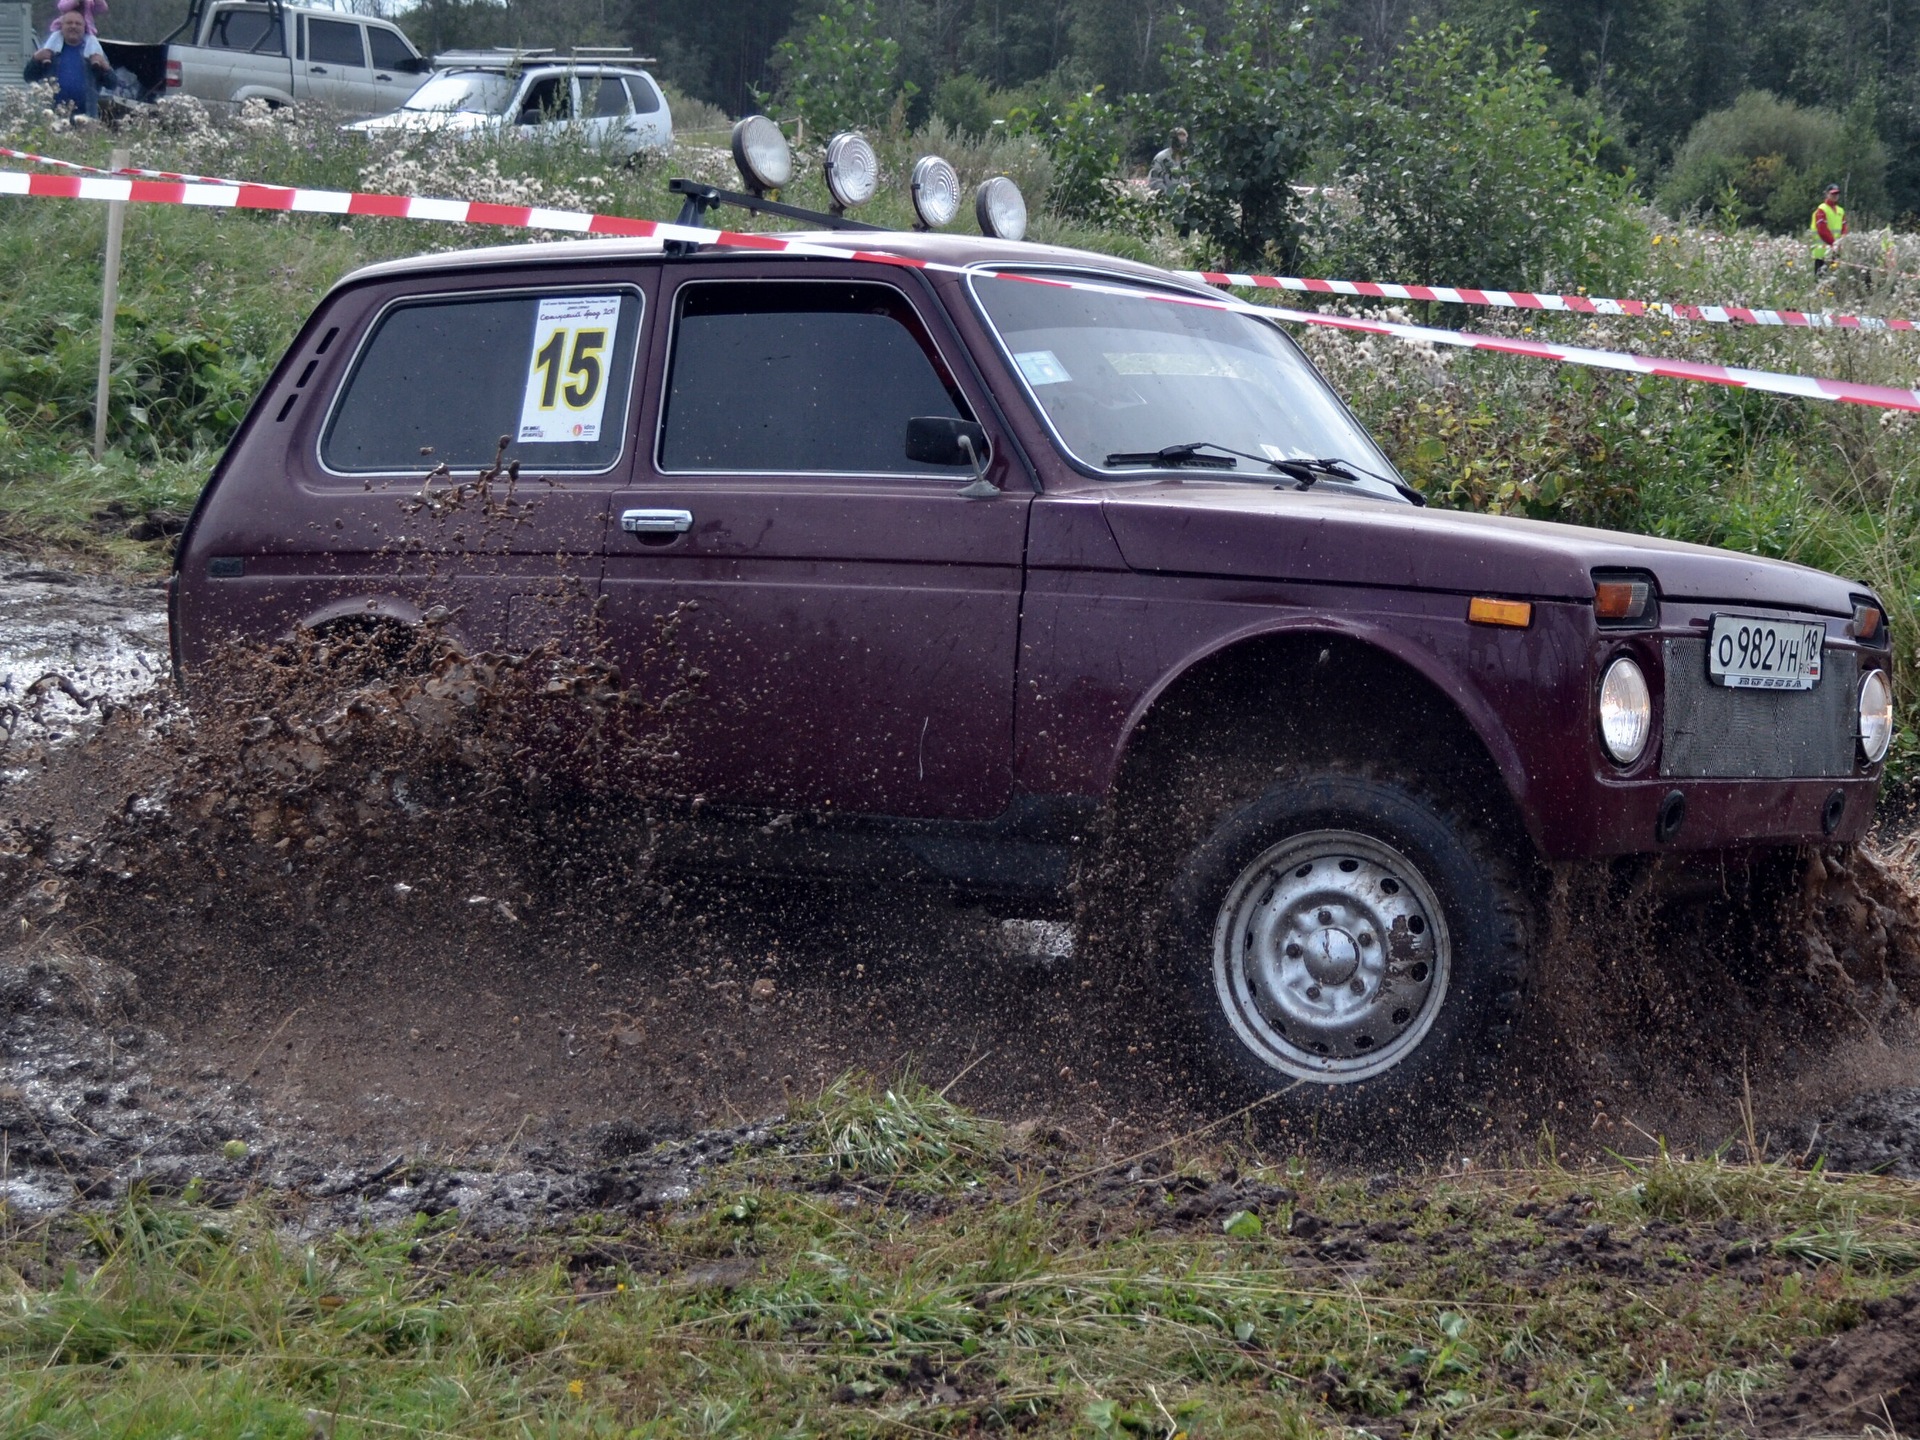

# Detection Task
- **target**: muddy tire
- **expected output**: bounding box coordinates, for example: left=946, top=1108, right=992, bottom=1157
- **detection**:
left=1170, top=771, right=1531, bottom=1132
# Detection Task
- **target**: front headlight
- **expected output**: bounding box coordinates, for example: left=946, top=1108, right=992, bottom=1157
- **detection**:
left=1859, top=669, right=1894, bottom=764
left=1598, top=656, right=1652, bottom=764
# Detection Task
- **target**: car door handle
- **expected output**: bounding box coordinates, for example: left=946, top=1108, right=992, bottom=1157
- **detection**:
left=621, top=508, right=693, bottom=534
left=308, top=64, right=327, bottom=73
left=374, top=72, right=392, bottom=80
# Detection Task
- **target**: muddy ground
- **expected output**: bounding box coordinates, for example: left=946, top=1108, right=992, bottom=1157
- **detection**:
left=5, top=562, right=1920, bottom=1233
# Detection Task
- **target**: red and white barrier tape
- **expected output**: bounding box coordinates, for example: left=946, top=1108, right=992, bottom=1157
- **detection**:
left=8, top=144, right=1916, bottom=335
left=1246, top=301, right=1920, bottom=413
left=1181, top=267, right=1920, bottom=334
left=0, top=144, right=277, bottom=190
left=9, top=162, right=1920, bottom=415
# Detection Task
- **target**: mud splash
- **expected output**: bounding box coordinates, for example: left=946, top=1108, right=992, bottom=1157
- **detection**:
left=1515, top=837, right=1920, bottom=1151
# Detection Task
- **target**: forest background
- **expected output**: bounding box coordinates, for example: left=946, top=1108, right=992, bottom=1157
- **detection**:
left=91, top=0, right=1913, bottom=235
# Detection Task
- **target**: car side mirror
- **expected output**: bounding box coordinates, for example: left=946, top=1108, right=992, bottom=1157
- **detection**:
left=906, top=416, right=997, bottom=497
left=906, top=416, right=988, bottom=467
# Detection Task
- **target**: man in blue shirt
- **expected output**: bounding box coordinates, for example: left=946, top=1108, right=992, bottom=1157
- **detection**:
left=27, top=9, right=113, bottom=117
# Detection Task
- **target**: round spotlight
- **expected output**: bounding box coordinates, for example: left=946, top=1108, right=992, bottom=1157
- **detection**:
left=975, top=175, right=1028, bottom=241
left=910, top=155, right=961, bottom=230
left=823, top=132, right=879, bottom=211
left=730, top=115, right=792, bottom=194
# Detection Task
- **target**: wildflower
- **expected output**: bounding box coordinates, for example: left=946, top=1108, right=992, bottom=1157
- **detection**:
left=568, top=1380, right=584, bottom=1397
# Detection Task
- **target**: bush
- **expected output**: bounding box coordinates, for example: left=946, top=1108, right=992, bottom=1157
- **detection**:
left=1311, top=22, right=1643, bottom=293
left=1659, top=91, right=1888, bottom=233
left=765, top=0, right=914, bottom=136
left=1041, top=85, right=1154, bottom=233
left=1150, top=0, right=1325, bottom=267
left=932, top=73, right=994, bottom=139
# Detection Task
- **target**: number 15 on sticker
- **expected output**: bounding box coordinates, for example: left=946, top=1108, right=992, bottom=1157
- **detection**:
left=517, top=295, right=622, bottom=444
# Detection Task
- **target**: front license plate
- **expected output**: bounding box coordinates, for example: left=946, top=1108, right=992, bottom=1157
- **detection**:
left=1708, top=615, right=1824, bottom=690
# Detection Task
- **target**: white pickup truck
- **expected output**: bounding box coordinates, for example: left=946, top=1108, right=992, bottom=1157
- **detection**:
left=104, top=0, right=429, bottom=114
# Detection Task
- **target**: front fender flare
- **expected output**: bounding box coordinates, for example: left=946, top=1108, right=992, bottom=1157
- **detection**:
left=1111, top=614, right=1537, bottom=831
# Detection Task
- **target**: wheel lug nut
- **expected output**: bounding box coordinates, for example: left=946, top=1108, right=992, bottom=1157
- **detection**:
left=1306, top=985, right=1322, bottom=1001
left=1317, top=909, right=1333, bottom=925
left=1349, top=978, right=1365, bottom=995
left=1359, top=932, right=1374, bottom=947
left=1284, top=942, right=1303, bottom=958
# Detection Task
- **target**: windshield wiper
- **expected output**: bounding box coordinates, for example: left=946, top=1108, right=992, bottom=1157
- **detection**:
left=1273, top=456, right=1427, bottom=507
left=1104, top=442, right=1238, bottom=470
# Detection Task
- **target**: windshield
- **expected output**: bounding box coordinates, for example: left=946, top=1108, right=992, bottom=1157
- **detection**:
left=402, top=70, right=517, bottom=115
left=973, top=272, right=1406, bottom=500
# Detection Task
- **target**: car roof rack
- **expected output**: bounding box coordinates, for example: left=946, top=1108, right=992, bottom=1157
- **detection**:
left=431, top=45, right=656, bottom=68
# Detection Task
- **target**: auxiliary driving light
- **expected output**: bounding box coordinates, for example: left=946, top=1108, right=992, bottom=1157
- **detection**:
left=730, top=114, right=793, bottom=195
left=1859, top=668, right=1894, bottom=764
left=975, top=175, right=1028, bottom=241
left=823, top=132, right=879, bottom=212
left=910, top=155, right=961, bottom=230
left=1598, top=656, right=1652, bottom=765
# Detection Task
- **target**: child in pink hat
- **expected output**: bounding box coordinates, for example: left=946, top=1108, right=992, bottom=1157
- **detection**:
left=51, top=0, right=108, bottom=34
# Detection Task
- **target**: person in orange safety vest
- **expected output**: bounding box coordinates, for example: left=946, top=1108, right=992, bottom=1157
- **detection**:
left=1810, top=184, right=1847, bottom=275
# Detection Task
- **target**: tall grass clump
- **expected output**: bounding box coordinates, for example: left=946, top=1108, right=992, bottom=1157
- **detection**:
left=799, top=1071, right=1001, bottom=1183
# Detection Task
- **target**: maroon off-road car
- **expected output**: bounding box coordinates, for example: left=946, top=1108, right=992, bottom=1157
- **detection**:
left=170, top=227, right=1896, bottom=1122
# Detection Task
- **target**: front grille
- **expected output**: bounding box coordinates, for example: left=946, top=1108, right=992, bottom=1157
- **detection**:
left=1660, top=637, right=1857, bottom=779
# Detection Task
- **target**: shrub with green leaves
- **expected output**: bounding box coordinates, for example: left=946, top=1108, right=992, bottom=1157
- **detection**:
left=1310, top=22, right=1643, bottom=293
left=1150, top=0, right=1326, bottom=267
left=1660, top=91, right=1888, bottom=233
left=764, top=0, right=914, bottom=136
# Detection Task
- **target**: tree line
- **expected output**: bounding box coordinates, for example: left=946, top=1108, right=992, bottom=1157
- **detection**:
left=354, top=0, right=1913, bottom=220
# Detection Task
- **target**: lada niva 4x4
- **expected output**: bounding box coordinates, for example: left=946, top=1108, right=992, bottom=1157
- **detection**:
left=169, top=229, right=1898, bottom=1125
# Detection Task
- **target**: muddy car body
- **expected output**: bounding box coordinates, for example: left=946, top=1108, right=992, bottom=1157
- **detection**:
left=170, top=230, right=1896, bottom=1122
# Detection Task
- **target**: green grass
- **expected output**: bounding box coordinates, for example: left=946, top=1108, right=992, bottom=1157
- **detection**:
left=5, top=1084, right=1920, bottom=1436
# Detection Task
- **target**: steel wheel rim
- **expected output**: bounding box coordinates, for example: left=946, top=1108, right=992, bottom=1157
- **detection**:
left=1212, top=829, right=1450, bottom=1083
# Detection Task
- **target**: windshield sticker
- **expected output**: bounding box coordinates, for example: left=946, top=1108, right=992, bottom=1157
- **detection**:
left=1105, top=351, right=1255, bottom=379
left=1014, top=350, right=1072, bottom=385
left=517, top=294, right=622, bottom=444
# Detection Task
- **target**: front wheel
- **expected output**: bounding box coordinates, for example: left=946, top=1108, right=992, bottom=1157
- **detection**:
left=1171, top=772, right=1531, bottom=1128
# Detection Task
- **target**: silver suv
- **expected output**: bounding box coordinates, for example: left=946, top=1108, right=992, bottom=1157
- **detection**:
left=348, top=51, right=673, bottom=158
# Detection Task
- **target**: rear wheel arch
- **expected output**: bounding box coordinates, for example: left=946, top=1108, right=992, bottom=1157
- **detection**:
left=294, top=600, right=462, bottom=669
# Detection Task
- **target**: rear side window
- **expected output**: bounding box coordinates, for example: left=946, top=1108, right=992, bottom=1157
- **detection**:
left=659, top=281, right=969, bottom=474
left=306, top=18, right=364, bottom=67
left=366, top=25, right=414, bottom=71
left=209, top=7, right=282, bottom=53
left=322, top=289, right=643, bottom=474
left=624, top=75, right=660, bottom=114
left=590, top=76, right=628, bottom=117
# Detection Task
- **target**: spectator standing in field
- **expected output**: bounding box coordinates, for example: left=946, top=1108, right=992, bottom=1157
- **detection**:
left=26, top=7, right=112, bottom=116
left=1148, top=127, right=1188, bottom=197
left=1810, top=183, right=1847, bottom=276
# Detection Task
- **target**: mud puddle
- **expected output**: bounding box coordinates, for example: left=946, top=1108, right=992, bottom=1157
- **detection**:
left=0, top=566, right=169, bottom=757
left=4, top=568, right=1920, bottom=1225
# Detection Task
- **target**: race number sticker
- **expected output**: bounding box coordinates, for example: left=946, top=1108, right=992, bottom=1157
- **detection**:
left=517, top=295, right=622, bottom=444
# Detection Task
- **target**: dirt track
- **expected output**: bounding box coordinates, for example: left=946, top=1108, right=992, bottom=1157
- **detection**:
left=5, top=563, right=1920, bottom=1223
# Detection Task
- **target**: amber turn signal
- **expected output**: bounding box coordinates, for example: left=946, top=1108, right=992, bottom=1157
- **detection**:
left=1468, top=597, right=1533, bottom=628
left=1851, top=602, right=1884, bottom=641
left=1593, top=579, right=1654, bottom=622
